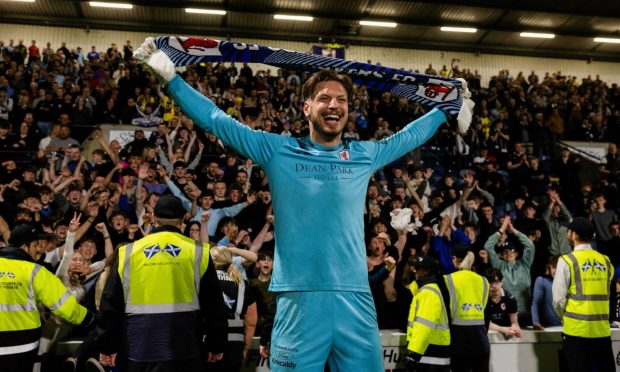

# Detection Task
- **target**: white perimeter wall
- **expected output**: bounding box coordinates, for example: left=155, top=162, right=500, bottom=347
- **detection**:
left=2, top=23, right=620, bottom=87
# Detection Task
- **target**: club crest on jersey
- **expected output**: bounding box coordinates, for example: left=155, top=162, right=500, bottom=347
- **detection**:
left=169, top=37, right=222, bottom=57
left=339, top=150, right=350, bottom=160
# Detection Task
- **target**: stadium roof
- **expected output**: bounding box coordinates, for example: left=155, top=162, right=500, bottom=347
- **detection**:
left=1, top=0, right=620, bottom=62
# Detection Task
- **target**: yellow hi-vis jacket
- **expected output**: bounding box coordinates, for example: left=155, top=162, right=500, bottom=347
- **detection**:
left=444, top=270, right=489, bottom=326
left=117, top=231, right=209, bottom=315
left=407, top=282, right=450, bottom=367
left=0, top=250, right=87, bottom=355
left=561, top=249, right=613, bottom=338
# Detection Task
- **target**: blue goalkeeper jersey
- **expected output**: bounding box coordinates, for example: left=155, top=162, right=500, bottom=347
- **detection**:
left=168, top=76, right=446, bottom=292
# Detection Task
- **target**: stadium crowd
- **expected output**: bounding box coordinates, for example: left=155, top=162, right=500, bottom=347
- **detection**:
left=1, top=38, right=620, bottom=369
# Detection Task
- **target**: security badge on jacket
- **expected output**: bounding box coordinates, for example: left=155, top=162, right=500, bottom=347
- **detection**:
left=461, top=302, right=483, bottom=312
left=581, top=259, right=607, bottom=273
left=144, top=244, right=182, bottom=259
left=0, top=271, right=16, bottom=279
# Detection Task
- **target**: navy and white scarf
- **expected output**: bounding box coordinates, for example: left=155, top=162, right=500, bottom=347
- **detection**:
left=154, top=36, right=468, bottom=119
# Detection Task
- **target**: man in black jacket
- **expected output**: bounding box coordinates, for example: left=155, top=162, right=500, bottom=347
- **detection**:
left=97, top=195, right=227, bottom=371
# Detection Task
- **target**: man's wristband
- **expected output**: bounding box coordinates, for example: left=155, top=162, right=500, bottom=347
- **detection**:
left=103, top=235, right=110, bottom=240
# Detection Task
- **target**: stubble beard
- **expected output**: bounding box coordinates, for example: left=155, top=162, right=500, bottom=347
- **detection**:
left=309, top=114, right=344, bottom=144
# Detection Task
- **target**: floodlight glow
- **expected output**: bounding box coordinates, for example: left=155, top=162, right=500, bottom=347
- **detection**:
left=440, top=26, right=477, bottom=33
left=274, top=14, right=313, bottom=22
left=359, top=20, right=397, bottom=28
left=89, top=2, right=133, bottom=9
left=185, top=8, right=226, bottom=15
left=520, top=32, right=555, bottom=39
left=594, top=37, right=620, bottom=44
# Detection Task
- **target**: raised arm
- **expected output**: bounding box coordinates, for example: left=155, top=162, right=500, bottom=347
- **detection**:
left=186, top=140, right=203, bottom=170
left=484, top=223, right=504, bottom=268
left=136, top=39, right=282, bottom=166
left=199, top=212, right=210, bottom=243
left=104, top=163, right=123, bottom=186
left=0, top=212, right=10, bottom=245
left=95, top=222, right=115, bottom=266
left=476, top=183, right=495, bottom=205
left=228, top=246, right=258, bottom=265
left=56, top=212, right=80, bottom=278
left=455, top=177, right=476, bottom=210
left=156, top=146, right=173, bottom=176
left=184, top=131, right=197, bottom=164
left=135, top=163, right=148, bottom=217
left=73, top=154, right=87, bottom=179
left=512, top=222, right=535, bottom=268
left=247, top=212, right=272, bottom=253
left=165, top=133, right=175, bottom=161
left=367, top=108, right=447, bottom=171
left=94, top=129, right=118, bottom=164
left=401, top=173, right=425, bottom=211
left=53, top=175, right=79, bottom=195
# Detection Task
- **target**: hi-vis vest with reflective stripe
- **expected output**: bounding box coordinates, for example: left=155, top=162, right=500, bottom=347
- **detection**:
left=445, top=270, right=489, bottom=326
left=407, top=283, right=450, bottom=366
left=0, top=257, right=87, bottom=354
left=561, top=249, right=613, bottom=338
left=117, top=232, right=209, bottom=315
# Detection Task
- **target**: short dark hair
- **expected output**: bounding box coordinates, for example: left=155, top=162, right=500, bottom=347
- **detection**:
left=77, top=235, right=97, bottom=247
left=485, top=268, right=503, bottom=282
left=201, top=190, right=214, bottom=198
left=110, top=210, right=128, bottom=220
left=462, top=222, right=477, bottom=232
left=547, top=255, right=559, bottom=268
left=92, top=149, right=106, bottom=157
left=258, top=250, right=273, bottom=261
left=229, top=183, right=244, bottom=192
left=302, top=70, right=353, bottom=102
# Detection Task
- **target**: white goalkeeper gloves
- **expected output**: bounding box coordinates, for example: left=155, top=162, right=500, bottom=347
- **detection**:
left=456, top=78, right=475, bottom=134
left=134, top=37, right=176, bottom=84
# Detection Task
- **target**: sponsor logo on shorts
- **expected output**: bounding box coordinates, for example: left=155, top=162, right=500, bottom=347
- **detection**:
left=271, top=357, right=296, bottom=369
left=271, top=345, right=297, bottom=369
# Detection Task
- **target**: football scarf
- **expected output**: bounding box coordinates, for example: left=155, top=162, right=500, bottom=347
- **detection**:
left=154, top=36, right=470, bottom=119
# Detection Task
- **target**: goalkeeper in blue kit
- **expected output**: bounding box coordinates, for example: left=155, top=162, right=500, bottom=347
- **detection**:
left=136, top=38, right=470, bottom=372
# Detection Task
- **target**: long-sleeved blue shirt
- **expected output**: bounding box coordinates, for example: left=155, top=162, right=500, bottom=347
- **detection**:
left=531, top=275, right=562, bottom=326
left=165, top=179, right=247, bottom=236
left=168, top=75, right=446, bottom=292
left=432, top=229, right=471, bottom=274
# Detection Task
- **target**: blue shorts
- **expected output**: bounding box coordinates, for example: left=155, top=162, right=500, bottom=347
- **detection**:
left=270, top=291, right=383, bottom=372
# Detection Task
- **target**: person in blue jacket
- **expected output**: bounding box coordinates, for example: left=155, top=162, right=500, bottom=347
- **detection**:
left=135, top=38, right=468, bottom=372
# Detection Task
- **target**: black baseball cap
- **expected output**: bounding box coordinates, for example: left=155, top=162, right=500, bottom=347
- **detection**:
left=453, top=243, right=473, bottom=259
left=154, top=195, right=186, bottom=219
left=568, top=217, right=595, bottom=240
left=9, top=224, right=39, bottom=247
left=411, top=255, right=440, bottom=274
